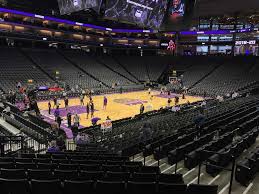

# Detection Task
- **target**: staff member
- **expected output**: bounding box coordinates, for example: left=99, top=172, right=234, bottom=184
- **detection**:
left=73, top=114, right=80, bottom=127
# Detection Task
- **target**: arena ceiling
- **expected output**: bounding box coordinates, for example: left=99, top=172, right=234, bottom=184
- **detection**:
left=1, top=0, right=258, bottom=30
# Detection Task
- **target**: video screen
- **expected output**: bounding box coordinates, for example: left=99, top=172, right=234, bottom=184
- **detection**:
left=169, top=0, right=185, bottom=20
left=57, top=0, right=102, bottom=15
left=105, top=0, right=168, bottom=29
left=160, top=39, right=176, bottom=51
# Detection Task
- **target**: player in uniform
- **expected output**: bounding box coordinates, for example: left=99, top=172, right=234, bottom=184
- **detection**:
left=103, top=96, right=108, bottom=110
left=86, top=103, right=90, bottom=119
left=167, top=98, right=172, bottom=107
left=80, top=94, right=84, bottom=106
left=64, top=97, right=69, bottom=110
left=48, top=101, right=51, bottom=114
left=150, top=95, right=153, bottom=101
left=90, top=102, right=95, bottom=118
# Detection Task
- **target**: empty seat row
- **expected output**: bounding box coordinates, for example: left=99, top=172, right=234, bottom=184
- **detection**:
left=206, top=129, right=258, bottom=176
left=0, top=168, right=181, bottom=183
left=20, top=152, right=128, bottom=160
left=0, top=178, right=218, bottom=194
left=0, top=162, right=157, bottom=173
left=0, top=157, right=133, bottom=166
left=235, top=147, right=259, bottom=186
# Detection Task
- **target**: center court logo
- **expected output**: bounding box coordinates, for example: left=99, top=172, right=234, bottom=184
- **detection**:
left=114, top=98, right=147, bottom=105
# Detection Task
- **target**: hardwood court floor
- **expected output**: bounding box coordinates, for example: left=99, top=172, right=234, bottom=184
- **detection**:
left=38, top=90, right=204, bottom=128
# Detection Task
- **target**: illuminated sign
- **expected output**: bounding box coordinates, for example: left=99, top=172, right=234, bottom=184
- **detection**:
left=235, top=40, right=256, bottom=45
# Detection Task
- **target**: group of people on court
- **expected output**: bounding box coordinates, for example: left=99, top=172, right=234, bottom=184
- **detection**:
left=145, top=87, right=185, bottom=113
left=48, top=93, right=109, bottom=128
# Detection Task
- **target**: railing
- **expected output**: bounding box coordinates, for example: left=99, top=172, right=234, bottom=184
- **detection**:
left=0, top=135, right=48, bottom=156
left=0, top=136, right=24, bottom=156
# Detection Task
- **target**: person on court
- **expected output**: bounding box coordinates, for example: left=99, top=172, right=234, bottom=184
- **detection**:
left=148, top=88, right=151, bottom=95
left=57, top=116, right=62, bottom=129
left=89, top=96, right=93, bottom=104
left=54, top=106, right=60, bottom=121
left=90, top=102, right=95, bottom=118
left=53, top=97, right=57, bottom=107
left=167, top=98, right=172, bottom=107
left=73, top=114, right=80, bottom=127
left=48, top=101, right=51, bottom=114
left=175, top=96, right=179, bottom=105
left=91, top=117, right=101, bottom=126
left=64, top=97, right=69, bottom=110
left=67, top=112, right=72, bottom=128
left=150, top=95, right=153, bottom=101
left=182, top=92, right=185, bottom=99
left=140, top=104, right=145, bottom=114
left=103, top=96, right=108, bottom=110
left=80, top=94, right=84, bottom=106
left=86, top=103, right=90, bottom=119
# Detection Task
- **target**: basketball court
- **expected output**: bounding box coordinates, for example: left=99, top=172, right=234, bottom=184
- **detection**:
left=37, top=90, right=204, bottom=129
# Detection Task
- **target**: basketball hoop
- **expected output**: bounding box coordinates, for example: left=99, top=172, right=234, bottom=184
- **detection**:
left=169, top=77, right=178, bottom=84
